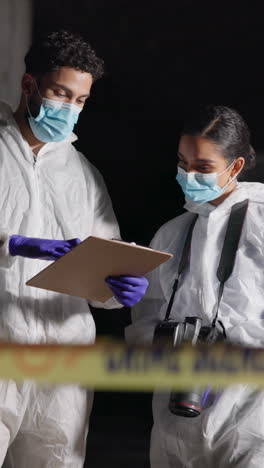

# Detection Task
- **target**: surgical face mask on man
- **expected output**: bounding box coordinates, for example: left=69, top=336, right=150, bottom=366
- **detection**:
left=176, top=161, right=238, bottom=204
left=26, top=82, right=82, bottom=143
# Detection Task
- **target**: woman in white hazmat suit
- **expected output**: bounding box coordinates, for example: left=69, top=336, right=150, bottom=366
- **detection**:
left=126, top=105, right=264, bottom=467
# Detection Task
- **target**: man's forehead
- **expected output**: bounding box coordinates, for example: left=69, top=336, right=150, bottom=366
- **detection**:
left=41, top=68, right=93, bottom=94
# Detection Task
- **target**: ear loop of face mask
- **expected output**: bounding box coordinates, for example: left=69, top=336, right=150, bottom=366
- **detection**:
left=25, top=78, right=42, bottom=119
left=218, top=160, right=240, bottom=190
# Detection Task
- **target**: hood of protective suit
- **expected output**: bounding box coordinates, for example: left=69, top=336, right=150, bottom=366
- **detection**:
left=184, top=181, right=264, bottom=216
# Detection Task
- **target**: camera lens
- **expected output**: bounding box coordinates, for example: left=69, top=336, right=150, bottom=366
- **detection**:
left=169, top=389, right=203, bottom=418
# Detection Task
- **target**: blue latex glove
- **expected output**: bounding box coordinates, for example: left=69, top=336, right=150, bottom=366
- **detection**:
left=105, top=275, right=149, bottom=307
left=9, top=235, right=81, bottom=261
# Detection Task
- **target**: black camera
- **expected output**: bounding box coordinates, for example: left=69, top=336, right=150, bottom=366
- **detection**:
left=153, top=317, right=223, bottom=418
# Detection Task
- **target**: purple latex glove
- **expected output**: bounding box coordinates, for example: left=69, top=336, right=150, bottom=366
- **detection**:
left=105, top=275, right=149, bottom=307
left=202, top=386, right=212, bottom=406
left=9, top=235, right=81, bottom=261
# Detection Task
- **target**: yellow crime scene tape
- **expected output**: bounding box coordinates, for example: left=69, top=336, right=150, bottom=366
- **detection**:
left=1, top=340, right=264, bottom=390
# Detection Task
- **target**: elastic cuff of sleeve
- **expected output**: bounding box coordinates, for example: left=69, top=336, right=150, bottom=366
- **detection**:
left=0, top=232, right=16, bottom=268
left=88, top=296, right=124, bottom=309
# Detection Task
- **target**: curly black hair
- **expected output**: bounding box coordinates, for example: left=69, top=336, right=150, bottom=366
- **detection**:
left=24, top=30, right=104, bottom=81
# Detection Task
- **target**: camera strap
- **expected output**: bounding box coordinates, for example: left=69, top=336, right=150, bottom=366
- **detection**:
left=164, top=198, right=249, bottom=328
left=165, top=214, right=199, bottom=320
left=213, top=198, right=249, bottom=331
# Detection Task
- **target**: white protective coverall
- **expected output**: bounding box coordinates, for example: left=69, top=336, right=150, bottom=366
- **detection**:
left=0, top=101, right=121, bottom=467
left=126, top=181, right=264, bottom=468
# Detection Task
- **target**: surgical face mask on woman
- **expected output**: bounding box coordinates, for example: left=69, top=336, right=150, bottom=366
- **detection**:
left=26, top=82, right=82, bottom=143
left=176, top=161, right=238, bottom=204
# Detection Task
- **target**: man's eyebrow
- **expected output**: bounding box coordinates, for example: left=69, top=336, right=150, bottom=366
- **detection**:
left=50, top=82, right=90, bottom=97
left=177, top=151, right=185, bottom=159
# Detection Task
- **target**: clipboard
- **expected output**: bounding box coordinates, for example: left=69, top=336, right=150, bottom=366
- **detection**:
left=26, top=236, right=173, bottom=302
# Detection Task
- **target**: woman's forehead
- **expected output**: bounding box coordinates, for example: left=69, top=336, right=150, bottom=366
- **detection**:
left=178, top=135, right=226, bottom=162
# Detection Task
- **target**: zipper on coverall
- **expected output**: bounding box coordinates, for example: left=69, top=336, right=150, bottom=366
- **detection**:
left=31, top=152, right=41, bottom=339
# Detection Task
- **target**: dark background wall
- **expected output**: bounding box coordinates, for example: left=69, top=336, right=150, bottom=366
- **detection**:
left=33, top=0, right=264, bottom=246
left=32, top=1, right=264, bottom=466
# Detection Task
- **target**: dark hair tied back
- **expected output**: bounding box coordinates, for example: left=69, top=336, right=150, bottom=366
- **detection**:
left=182, top=105, right=256, bottom=174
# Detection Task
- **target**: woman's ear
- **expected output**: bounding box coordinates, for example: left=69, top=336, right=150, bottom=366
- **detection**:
left=232, top=157, right=245, bottom=178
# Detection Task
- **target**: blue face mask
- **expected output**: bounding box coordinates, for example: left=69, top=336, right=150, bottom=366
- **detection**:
left=176, top=162, right=237, bottom=204
left=27, top=95, right=82, bottom=143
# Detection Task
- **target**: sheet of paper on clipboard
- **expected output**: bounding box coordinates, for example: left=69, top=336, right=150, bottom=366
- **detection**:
left=26, top=236, right=173, bottom=302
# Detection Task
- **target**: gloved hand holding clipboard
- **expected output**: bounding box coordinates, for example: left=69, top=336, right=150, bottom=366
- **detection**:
left=26, top=236, right=173, bottom=302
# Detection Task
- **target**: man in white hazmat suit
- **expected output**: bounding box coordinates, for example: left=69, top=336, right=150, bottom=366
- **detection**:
left=126, top=105, right=264, bottom=467
left=0, top=30, right=148, bottom=467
